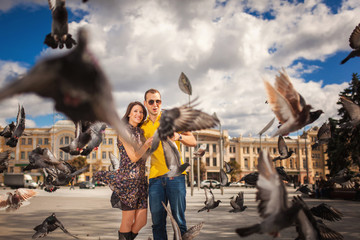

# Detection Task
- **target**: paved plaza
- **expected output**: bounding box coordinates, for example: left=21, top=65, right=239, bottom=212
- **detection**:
left=0, top=186, right=359, bottom=240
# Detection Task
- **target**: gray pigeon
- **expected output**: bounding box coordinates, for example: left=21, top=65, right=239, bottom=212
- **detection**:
left=273, top=135, right=294, bottom=162
left=229, top=191, right=247, bottom=213
left=6, top=105, right=26, bottom=148
left=193, top=143, right=206, bottom=158
left=341, top=23, right=360, bottom=64
left=312, top=122, right=331, bottom=150
left=162, top=202, right=204, bottom=240
left=0, top=121, right=15, bottom=138
left=0, top=150, right=11, bottom=173
left=220, top=168, right=229, bottom=186
left=109, top=152, right=120, bottom=171
left=0, top=28, right=137, bottom=150
left=310, top=203, right=343, bottom=222
left=296, top=184, right=314, bottom=197
left=32, top=213, right=79, bottom=239
left=44, top=165, right=89, bottom=186
left=81, top=122, right=106, bottom=156
left=60, top=120, right=92, bottom=155
left=178, top=72, right=192, bottom=95
left=264, top=69, right=323, bottom=137
left=340, top=96, right=360, bottom=127
left=236, top=150, right=302, bottom=237
left=44, top=0, right=76, bottom=49
left=198, top=187, right=221, bottom=212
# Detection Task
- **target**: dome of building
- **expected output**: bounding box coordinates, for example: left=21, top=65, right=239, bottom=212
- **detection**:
left=54, top=120, right=74, bottom=127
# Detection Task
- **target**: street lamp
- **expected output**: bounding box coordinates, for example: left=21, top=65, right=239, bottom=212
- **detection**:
left=258, top=117, right=275, bottom=149
left=213, top=112, right=224, bottom=195
left=302, top=129, right=309, bottom=184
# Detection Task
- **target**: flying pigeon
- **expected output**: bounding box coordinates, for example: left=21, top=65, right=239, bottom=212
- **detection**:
left=109, top=152, right=120, bottom=171
left=162, top=202, right=204, bottom=240
left=32, top=213, right=79, bottom=239
left=293, top=196, right=344, bottom=240
left=273, top=135, right=294, bottom=162
left=329, top=168, right=354, bottom=188
left=275, top=166, right=292, bottom=182
left=340, top=96, right=360, bottom=127
left=264, top=69, right=323, bottom=137
left=0, top=28, right=137, bottom=150
left=240, top=172, right=259, bottom=186
left=310, top=203, right=343, bottom=222
left=236, top=150, right=303, bottom=237
left=229, top=191, right=247, bottom=213
left=220, top=168, right=229, bottom=186
left=6, top=105, right=26, bottom=148
left=24, top=146, right=70, bottom=171
left=312, top=122, right=331, bottom=150
left=80, top=122, right=106, bottom=156
left=178, top=72, right=192, bottom=95
left=198, top=187, right=221, bottom=212
left=0, top=188, right=37, bottom=212
left=60, top=120, right=92, bottom=155
left=193, top=143, right=206, bottom=158
left=296, top=184, right=314, bottom=197
left=0, top=150, right=11, bottom=173
left=44, top=165, right=89, bottom=186
left=224, top=161, right=233, bottom=173
left=44, top=0, right=76, bottom=49
left=341, top=23, right=360, bottom=64
left=0, top=121, right=15, bottom=138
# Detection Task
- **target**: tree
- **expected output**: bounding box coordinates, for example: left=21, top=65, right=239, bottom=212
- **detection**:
left=228, top=160, right=241, bottom=182
left=67, top=156, right=88, bottom=183
left=327, top=73, right=360, bottom=175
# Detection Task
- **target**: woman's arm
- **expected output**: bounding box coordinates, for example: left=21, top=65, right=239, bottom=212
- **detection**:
left=119, top=136, right=153, bottom=163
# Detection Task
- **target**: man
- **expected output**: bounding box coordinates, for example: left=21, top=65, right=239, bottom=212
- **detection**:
left=141, top=88, right=196, bottom=240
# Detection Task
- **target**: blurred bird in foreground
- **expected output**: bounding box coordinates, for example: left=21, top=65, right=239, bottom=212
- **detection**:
left=264, top=69, right=323, bottom=137
left=162, top=202, right=204, bottom=240
left=236, top=150, right=303, bottom=238
left=44, top=0, right=76, bottom=49
left=32, top=213, right=79, bottom=239
left=229, top=191, right=247, bottom=213
left=0, top=188, right=37, bottom=212
left=0, top=28, right=136, bottom=150
left=341, top=23, right=360, bottom=64
left=312, top=122, right=331, bottom=150
left=198, top=187, right=221, bottom=212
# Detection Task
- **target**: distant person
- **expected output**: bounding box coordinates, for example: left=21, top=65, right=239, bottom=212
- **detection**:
left=94, top=101, right=153, bottom=240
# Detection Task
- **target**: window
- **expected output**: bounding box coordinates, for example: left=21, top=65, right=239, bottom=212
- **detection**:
left=37, top=138, right=43, bottom=145
left=290, top=159, right=293, bottom=168
left=21, top=138, right=26, bottom=145
left=103, top=138, right=107, bottom=145
left=186, top=157, right=189, bottom=163
left=92, top=152, right=96, bottom=159
left=108, top=138, right=113, bottom=145
left=303, top=159, right=307, bottom=168
left=60, top=138, right=63, bottom=145
left=244, top=158, right=249, bottom=168
left=102, top=151, right=106, bottom=159
left=21, top=151, right=25, bottom=159
left=27, top=138, right=32, bottom=145
left=213, top=144, right=217, bottom=153
left=185, top=146, right=189, bottom=152
left=206, top=157, right=210, bottom=166
left=206, top=144, right=209, bottom=152
left=213, top=157, right=217, bottom=166
left=230, top=158, right=236, bottom=162
left=60, top=151, right=63, bottom=159
left=44, top=138, right=49, bottom=145
left=65, top=136, right=69, bottom=145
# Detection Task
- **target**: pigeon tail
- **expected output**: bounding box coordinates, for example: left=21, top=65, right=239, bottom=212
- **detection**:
left=60, top=146, right=70, bottom=153
left=6, top=138, right=18, bottom=148
left=163, top=162, right=190, bottom=178
left=236, top=224, right=261, bottom=237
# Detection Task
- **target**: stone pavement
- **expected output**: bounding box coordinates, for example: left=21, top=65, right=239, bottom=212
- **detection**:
left=0, top=186, right=359, bottom=240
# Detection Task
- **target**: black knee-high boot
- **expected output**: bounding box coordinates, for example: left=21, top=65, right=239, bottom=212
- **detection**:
left=130, top=232, right=138, bottom=239
left=118, top=231, right=132, bottom=240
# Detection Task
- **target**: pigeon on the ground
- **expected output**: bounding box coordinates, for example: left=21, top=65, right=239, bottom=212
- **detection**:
left=32, top=213, right=79, bottom=239
left=80, top=122, right=106, bottom=156
left=229, top=191, right=247, bottom=213
left=6, top=105, right=26, bottom=148
left=296, top=184, right=314, bottom=197
left=264, top=69, right=323, bottom=137
left=109, top=152, right=120, bottom=171
left=0, top=188, right=37, bottom=212
left=220, top=168, right=229, bottom=186
left=340, top=96, right=360, bottom=127
left=193, top=143, right=206, bottom=158
left=162, top=202, right=204, bottom=240
left=312, top=122, right=331, bottom=150
left=44, top=0, right=76, bottom=49
left=341, top=23, right=360, bottom=64
left=198, top=187, right=221, bottom=212
left=150, top=101, right=219, bottom=178
left=273, top=135, right=294, bottom=161
left=0, top=121, right=15, bottom=138
left=0, top=150, right=11, bottom=173
left=0, top=28, right=137, bottom=150
left=293, top=196, right=344, bottom=240
left=310, top=203, right=343, bottom=222
left=240, top=172, right=259, bottom=186
left=236, top=150, right=303, bottom=237
left=224, top=161, right=233, bottom=173
left=60, top=120, right=92, bottom=155
left=178, top=72, right=192, bottom=96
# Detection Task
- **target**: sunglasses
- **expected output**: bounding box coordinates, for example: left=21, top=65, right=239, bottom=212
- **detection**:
left=148, top=99, right=162, bottom=105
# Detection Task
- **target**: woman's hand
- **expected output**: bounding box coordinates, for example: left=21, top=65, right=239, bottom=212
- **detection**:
left=144, top=137, right=153, bottom=149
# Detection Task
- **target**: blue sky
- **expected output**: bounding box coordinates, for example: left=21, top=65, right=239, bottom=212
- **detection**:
left=0, top=0, right=359, bottom=136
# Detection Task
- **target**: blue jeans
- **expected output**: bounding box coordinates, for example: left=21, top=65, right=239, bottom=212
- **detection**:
left=149, top=175, right=187, bottom=240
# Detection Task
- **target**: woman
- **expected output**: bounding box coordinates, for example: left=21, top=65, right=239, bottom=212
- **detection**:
left=94, top=101, right=152, bottom=240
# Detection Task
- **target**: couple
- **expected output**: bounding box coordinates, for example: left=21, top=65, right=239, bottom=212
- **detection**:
left=94, top=88, right=196, bottom=240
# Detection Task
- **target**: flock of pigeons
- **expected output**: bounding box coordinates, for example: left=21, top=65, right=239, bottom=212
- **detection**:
left=0, top=0, right=359, bottom=238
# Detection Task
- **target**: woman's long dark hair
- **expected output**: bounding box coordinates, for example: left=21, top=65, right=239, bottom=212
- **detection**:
left=121, top=101, right=147, bottom=127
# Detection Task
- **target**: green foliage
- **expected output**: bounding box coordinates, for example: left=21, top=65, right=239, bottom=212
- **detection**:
left=68, top=156, right=88, bottom=170
left=228, top=160, right=241, bottom=181
left=327, top=73, right=360, bottom=175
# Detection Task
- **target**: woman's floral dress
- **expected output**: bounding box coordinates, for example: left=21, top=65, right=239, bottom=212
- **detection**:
left=93, top=125, right=148, bottom=210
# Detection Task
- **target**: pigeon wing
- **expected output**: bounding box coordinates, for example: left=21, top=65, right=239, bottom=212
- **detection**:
left=236, top=191, right=244, bottom=208
left=13, top=105, right=25, bottom=138
left=277, top=135, right=289, bottom=157
left=109, top=153, right=120, bottom=171
left=310, top=203, right=343, bottom=222
left=317, top=122, right=331, bottom=141
left=220, top=168, right=229, bottom=186
left=0, top=194, right=10, bottom=208
left=258, top=117, right=275, bottom=135
left=349, top=23, right=360, bottom=49
left=54, top=216, right=79, bottom=239
left=161, top=201, right=182, bottom=240
left=0, top=151, right=10, bottom=163
left=204, top=187, right=215, bottom=207
left=15, top=188, right=37, bottom=202
left=256, top=150, right=288, bottom=218
left=178, top=72, right=192, bottom=95
left=224, top=161, right=233, bottom=173
left=340, top=96, right=360, bottom=125
left=182, top=222, right=204, bottom=240
left=48, top=0, right=57, bottom=12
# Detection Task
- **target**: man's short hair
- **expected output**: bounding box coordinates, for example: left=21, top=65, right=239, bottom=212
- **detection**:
left=144, top=88, right=161, bottom=100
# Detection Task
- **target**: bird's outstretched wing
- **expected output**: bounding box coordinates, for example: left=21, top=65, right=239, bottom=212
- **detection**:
left=15, top=188, right=37, bottom=202
left=220, top=168, right=228, bottom=186
left=161, top=201, right=182, bottom=239
left=54, top=216, right=79, bottom=239
left=109, top=153, right=120, bottom=171
left=349, top=23, right=360, bottom=50
left=310, top=203, right=343, bottom=222
left=204, top=187, right=214, bottom=206
left=340, top=96, right=360, bottom=126
left=258, top=117, right=275, bottom=135
left=178, top=72, right=192, bottom=95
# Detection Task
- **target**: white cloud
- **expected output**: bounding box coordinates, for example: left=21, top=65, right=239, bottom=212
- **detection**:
left=0, top=0, right=359, bottom=137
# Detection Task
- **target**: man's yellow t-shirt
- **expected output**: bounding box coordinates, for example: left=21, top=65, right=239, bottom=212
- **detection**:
left=141, top=113, right=184, bottom=179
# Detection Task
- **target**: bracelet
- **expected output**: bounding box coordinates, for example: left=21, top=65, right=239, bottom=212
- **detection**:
left=178, top=133, right=182, bottom=141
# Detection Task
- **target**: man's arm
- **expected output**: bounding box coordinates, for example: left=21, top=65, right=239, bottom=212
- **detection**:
left=174, top=131, right=196, bottom=147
